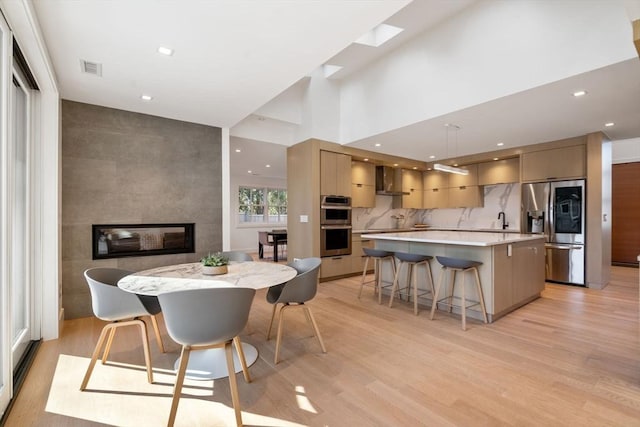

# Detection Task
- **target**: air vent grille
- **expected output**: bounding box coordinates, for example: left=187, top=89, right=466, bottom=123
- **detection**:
left=80, top=60, right=102, bottom=76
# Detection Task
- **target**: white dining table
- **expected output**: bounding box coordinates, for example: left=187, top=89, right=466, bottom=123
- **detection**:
left=118, top=261, right=297, bottom=380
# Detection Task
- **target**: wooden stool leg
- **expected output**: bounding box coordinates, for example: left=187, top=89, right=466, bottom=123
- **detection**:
left=388, top=261, right=403, bottom=308
left=412, top=263, right=419, bottom=315
left=448, top=270, right=457, bottom=313
left=358, top=256, right=370, bottom=299
left=430, top=266, right=446, bottom=320
left=461, top=270, right=467, bottom=331
left=473, top=267, right=489, bottom=324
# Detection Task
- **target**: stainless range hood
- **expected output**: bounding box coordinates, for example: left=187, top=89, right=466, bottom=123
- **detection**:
left=375, top=166, right=410, bottom=196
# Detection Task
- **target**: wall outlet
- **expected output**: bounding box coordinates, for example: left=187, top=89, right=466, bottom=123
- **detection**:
left=300, top=215, right=308, bottom=223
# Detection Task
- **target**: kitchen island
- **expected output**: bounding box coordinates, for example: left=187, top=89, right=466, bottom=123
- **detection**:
left=365, top=230, right=546, bottom=322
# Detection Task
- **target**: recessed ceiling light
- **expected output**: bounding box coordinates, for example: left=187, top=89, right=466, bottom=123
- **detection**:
left=605, top=122, right=615, bottom=127
left=375, top=143, right=381, bottom=147
left=493, top=158, right=499, bottom=161
left=157, top=46, right=174, bottom=56
left=141, top=94, right=153, bottom=101
left=573, top=90, right=587, bottom=97
left=266, top=164, right=271, bottom=168
left=412, top=166, right=417, bottom=170
left=393, top=163, right=399, bottom=167
left=235, top=149, right=241, bottom=153
left=497, top=142, right=504, bottom=147
left=453, top=164, right=459, bottom=167
left=363, top=158, right=369, bottom=162
left=427, top=167, right=432, bottom=171
left=247, top=170, right=252, bottom=174
left=429, top=155, right=435, bottom=159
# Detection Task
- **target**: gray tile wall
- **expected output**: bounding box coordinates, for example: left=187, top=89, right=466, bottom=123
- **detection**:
left=62, top=100, right=222, bottom=319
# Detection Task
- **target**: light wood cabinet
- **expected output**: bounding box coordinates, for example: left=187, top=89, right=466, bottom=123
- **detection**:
left=448, top=164, right=478, bottom=187
left=521, top=145, right=585, bottom=182
left=320, top=150, right=352, bottom=196
left=401, top=169, right=423, bottom=208
left=422, top=170, right=448, bottom=209
left=423, top=170, right=449, bottom=190
left=492, top=240, right=545, bottom=315
left=351, top=161, right=375, bottom=208
left=478, top=158, right=520, bottom=185
left=423, top=188, right=449, bottom=209
left=448, top=185, right=483, bottom=208
left=351, top=234, right=374, bottom=273
left=320, top=255, right=352, bottom=279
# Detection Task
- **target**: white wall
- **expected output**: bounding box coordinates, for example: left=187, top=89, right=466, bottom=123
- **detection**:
left=339, top=0, right=636, bottom=142
left=229, top=174, right=287, bottom=252
left=612, top=137, right=640, bottom=163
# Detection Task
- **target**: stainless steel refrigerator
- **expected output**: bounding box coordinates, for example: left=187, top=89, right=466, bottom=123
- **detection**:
left=521, top=180, right=586, bottom=286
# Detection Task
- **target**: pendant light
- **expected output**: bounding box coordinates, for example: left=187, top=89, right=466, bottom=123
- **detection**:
left=433, top=123, right=469, bottom=175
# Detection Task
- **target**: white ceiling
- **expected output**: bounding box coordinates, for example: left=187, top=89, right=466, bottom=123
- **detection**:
left=32, top=0, right=640, bottom=181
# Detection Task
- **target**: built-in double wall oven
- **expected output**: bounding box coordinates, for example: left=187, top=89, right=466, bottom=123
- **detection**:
left=320, top=195, right=352, bottom=257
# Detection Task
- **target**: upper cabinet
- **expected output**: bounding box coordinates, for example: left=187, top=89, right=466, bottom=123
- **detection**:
left=448, top=164, right=478, bottom=187
left=320, top=150, right=352, bottom=196
left=401, top=169, right=423, bottom=208
left=351, top=161, right=375, bottom=208
left=422, top=170, right=449, bottom=209
left=521, top=145, right=585, bottom=182
left=478, top=158, right=520, bottom=185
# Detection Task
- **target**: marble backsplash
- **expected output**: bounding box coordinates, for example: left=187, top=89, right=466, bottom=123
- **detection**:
left=352, top=183, right=521, bottom=232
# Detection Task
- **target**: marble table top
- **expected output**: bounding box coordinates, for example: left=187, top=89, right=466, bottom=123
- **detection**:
left=118, top=261, right=297, bottom=296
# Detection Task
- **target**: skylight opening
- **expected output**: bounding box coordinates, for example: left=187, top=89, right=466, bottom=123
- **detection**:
left=323, top=64, right=343, bottom=78
left=355, top=23, right=404, bottom=47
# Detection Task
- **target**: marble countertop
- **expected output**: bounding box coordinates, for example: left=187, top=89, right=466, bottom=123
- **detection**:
left=118, top=261, right=297, bottom=296
left=364, top=230, right=544, bottom=247
left=355, top=227, right=519, bottom=234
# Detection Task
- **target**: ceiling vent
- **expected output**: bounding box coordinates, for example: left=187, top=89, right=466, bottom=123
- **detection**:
left=80, top=60, right=102, bottom=76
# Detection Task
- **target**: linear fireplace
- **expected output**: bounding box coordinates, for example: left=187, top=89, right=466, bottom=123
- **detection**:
left=92, top=223, right=195, bottom=259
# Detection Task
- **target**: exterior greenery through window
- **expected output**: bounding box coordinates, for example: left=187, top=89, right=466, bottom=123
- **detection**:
left=238, top=187, right=287, bottom=224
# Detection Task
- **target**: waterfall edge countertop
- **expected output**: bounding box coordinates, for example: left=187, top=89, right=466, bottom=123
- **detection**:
left=362, top=230, right=544, bottom=246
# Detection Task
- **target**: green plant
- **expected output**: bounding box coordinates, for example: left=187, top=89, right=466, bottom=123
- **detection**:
left=201, top=252, right=229, bottom=267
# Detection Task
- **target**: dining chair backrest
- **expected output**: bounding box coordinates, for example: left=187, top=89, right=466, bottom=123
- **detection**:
left=158, top=287, right=256, bottom=347
left=259, top=231, right=274, bottom=245
left=275, top=257, right=321, bottom=304
left=84, top=268, right=148, bottom=321
left=221, top=251, right=253, bottom=262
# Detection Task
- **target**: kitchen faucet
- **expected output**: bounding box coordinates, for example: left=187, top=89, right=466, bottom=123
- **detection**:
left=498, top=211, right=508, bottom=230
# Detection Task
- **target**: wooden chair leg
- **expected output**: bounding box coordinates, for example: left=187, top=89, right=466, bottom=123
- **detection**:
left=80, top=324, right=112, bottom=390
left=135, top=319, right=154, bottom=384
left=266, top=303, right=279, bottom=340
left=274, top=304, right=288, bottom=364
left=150, top=315, right=166, bottom=353
left=167, top=346, right=190, bottom=427
left=101, top=327, right=117, bottom=364
left=233, top=336, right=252, bottom=383
left=225, top=341, right=243, bottom=427
left=305, top=306, right=327, bottom=353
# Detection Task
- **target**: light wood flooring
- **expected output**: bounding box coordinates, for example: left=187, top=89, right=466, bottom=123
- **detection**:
left=4, top=266, right=640, bottom=426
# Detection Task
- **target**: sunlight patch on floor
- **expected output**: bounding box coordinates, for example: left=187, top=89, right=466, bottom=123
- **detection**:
left=46, top=354, right=307, bottom=426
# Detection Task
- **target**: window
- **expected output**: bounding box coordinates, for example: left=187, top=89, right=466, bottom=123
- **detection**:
left=238, top=187, right=287, bottom=224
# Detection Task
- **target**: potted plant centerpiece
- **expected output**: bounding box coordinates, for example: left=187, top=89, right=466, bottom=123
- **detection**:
left=201, top=252, right=229, bottom=275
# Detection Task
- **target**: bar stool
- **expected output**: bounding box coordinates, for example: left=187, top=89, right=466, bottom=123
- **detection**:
left=388, top=252, right=435, bottom=315
left=430, top=256, right=488, bottom=330
left=358, top=248, right=396, bottom=304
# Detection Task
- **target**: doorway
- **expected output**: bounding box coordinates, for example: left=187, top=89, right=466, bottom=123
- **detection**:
left=611, top=162, right=640, bottom=266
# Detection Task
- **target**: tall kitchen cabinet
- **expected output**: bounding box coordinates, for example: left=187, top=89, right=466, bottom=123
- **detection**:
left=401, top=169, right=423, bottom=208
left=320, top=150, right=351, bottom=196
left=351, top=161, right=375, bottom=208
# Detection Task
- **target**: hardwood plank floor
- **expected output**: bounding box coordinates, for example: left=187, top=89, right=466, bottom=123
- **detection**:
left=4, top=266, right=640, bottom=426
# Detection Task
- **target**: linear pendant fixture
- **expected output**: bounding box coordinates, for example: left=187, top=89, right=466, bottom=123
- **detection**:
left=433, top=163, right=469, bottom=175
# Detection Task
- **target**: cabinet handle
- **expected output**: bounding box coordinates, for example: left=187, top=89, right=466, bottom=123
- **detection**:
left=356, top=183, right=362, bottom=187
left=432, top=188, right=439, bottom=192
left=459, top=186, right=466, bottom=190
